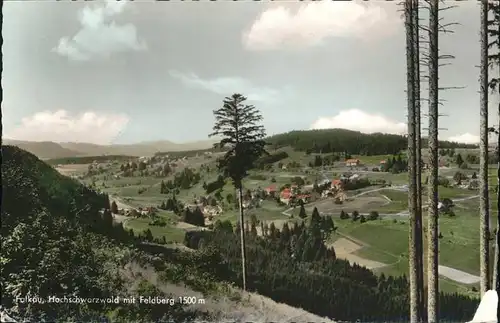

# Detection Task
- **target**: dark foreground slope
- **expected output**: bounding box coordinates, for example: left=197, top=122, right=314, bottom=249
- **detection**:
left=1, top=146, right=210, bottom=322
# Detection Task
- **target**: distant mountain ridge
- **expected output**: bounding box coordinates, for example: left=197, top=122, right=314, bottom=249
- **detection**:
left=2, top=139, right=218, bottom=160
left=1, top=140, right=83, bottom=160
left=3, top=128, right=479, bottom=160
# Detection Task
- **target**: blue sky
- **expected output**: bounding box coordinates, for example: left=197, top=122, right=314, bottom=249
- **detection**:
left=3, top=0, right=497, bottom=145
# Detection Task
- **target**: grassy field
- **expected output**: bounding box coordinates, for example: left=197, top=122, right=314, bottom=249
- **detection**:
left=352, top=154, right=393, bottom=165
left=335, top=210, right=483, bottom=274
left=218, top=200, right=290, bottom=223
left=366, top=172, right=408, bottom=185
left=331, top=206, right=487, bottom=296
left=124, top=210, right=186, bottom=243
left=294, top=195, right=390, bottom=216
left=365, top=189, right=407, bottom=213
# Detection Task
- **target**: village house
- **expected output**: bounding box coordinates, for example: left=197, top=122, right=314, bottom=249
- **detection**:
left=280, top=188, right=292, bottom=204
left=345, top=159, right=360, bottom=167
left=331, top=179, right=343, bottom=190
left=203, top=205, right=222, bottom=217
left=265, top=185, right=277, bottom=197
left=134, top=206, right=157, bottom=217
left=242, top=200, right=251, bottom=209
left=349, top=174, right=360, bottom=181
left=437, top=201, right=447, bottom=212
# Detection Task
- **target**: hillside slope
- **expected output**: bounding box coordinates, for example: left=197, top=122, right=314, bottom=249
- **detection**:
left=1, top=145, right=121, bottom=321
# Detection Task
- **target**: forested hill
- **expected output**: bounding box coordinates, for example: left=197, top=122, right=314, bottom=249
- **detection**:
left=266, top=129, right=477, bottom=155
left=1, top=145, right=118, bottom=321
left=1, top=146, right=210, bottom=322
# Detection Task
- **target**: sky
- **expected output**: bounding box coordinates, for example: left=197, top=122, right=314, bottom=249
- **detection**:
left=2, top=0, right=498, bottom=145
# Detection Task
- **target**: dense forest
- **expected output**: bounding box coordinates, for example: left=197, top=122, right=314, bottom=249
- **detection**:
left=184, top=218, right=478, bottom=322
left=266, top=129, right=478, bottom=155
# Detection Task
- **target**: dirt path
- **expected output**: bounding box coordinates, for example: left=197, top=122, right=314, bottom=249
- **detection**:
left=175, top=221, right=208, bottom=231
left=438, top=265, right=480, bottom=285
left=329, top=237, right=387, bottom=270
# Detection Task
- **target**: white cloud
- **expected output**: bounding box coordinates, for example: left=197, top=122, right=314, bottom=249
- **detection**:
left=6, top=110, right=129, bottom=145
left=310, top=109, right=407, bottom=135
left=243, top=2, right=400, bottom=51
left=447, top=133, right=480, bottom=144
left=169, top=70, right=284, bottom=102
left=53, top=0, right=146, bottom=61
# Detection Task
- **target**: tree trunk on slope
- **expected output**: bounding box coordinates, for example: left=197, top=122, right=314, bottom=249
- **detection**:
left=479, top=0, right=491, bottom=296
left=427, top=0, right=440, bottom=321
left=494, top=100, right=500, bottom=294
left=495, top=102, right=500, bottom=323
left=238, top=186, right=248, bottom=291
left=405, top=1, right=419, bottom=322
left=412, top=0, right=425, bottom=320
left=489, top=3, right=500, bottom=317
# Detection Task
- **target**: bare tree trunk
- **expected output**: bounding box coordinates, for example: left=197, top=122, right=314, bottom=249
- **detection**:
left=405, top=1, right=419, bottom=322
left=491, top=3, right=500, bottom=309
left=494, top=100, right=500, bottom=292
left=238, top=187, right=247, bottom=291
left=427, top=0, right=440, bottom=321
left=492, top=102, right=500, bottom=317
left=479, top=0, right=491, bottom=296
left=412, top=1, right=425, bottom=320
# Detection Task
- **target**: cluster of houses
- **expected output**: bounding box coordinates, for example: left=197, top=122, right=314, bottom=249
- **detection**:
left=185, top=202, right=223, bottom=218
left=261, top=173, right=361, bottom=206
left=184, top=198, right=224, bottom=225
left=270, top=185, right=312, bottom=205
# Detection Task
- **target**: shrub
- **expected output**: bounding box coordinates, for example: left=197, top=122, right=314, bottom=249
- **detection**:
left=368, top=211, right=379, bottom=221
